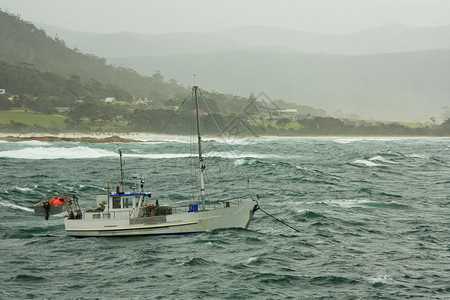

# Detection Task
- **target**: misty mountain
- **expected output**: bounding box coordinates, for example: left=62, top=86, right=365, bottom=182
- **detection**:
left=108, top=50, right=450, bottom=122
left=38, top=23, right=450, bottom=57
left=37, top=24, right=285, bottom=57
left=213, top=24, right=450, bottom=55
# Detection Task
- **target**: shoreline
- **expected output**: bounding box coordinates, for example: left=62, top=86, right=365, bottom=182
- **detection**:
left=0, top=132, right=449, bottom=143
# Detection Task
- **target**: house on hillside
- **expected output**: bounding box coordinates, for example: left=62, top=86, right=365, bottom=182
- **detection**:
left=164, top=106, right=179, bottom=111
left=357, top=120, right=370, bottom=127
left=56, top=106, right=70, bottom=112
left=342, top=119, right=356, bottom=126
left=297, top=114, right=310, bottom=120
left=198, top=109, right=208, bottom=116
left=104, top=97, right=116, bottom=104
left=277, top=109, right=298, bottom=114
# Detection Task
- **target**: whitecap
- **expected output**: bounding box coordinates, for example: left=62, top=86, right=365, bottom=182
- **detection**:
left=335, top=138, right=400, bottom=144
left=334, top=138, right=361, bottom=144
left=205, top=151, right=297, bottom=160
left=127, top=153, right=193, bottom=159
left=369, top=156, right=398, bottom=164
left=16, top=140, right=52, bottom=146
left=407, top=154, right=427, bottom=159
left=367, top=275, right=394, bottom=285
left=151, top=138, right=190, bottom=144
left=353, top=159, right=382, bottom=167
left=0, top=200, right=34, bottom=212
left=247, top=257, right=258, bottom=263
left=234, top=159, right=256, bottom=166
left=138, top=141, right=170, bottom=144
left=364, top=138, right=400, bottom=141
left=302, top=198, right=372, bottom=208
left=10, top=186, right=37, bottom=193
left=0, top=146, right=116, bottom=159
left=126, top=151, right=295, bottom=160
left=294, top=208, right=308, bottom=214
left=213, top=138, right=253, bottom=146
left=326, top=198, right=373, bottom=207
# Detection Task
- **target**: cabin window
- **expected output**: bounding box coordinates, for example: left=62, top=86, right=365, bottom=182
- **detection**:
left=123, top=197, right=132, bottom=208
left=103, top=213, right=110, bottom=219
left=112, top=197, right=121, bottom=209
left=93, top=214, right=100, bottom=219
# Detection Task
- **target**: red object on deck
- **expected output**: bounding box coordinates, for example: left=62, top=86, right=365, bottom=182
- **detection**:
left=49, top=198, right=65, bottom=207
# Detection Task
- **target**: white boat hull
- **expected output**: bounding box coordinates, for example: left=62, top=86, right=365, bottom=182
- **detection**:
left=65, top=200, right=258, bottom=237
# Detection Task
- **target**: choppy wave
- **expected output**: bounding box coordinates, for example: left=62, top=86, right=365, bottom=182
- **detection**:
left=0, top=137, right=448, bottom=299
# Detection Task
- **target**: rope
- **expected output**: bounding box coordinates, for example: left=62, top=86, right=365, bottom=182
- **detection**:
left=258, top=206, right=301, bottom=233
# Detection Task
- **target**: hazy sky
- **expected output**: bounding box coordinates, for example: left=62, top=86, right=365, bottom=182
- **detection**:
left=1, top=0, right=449, bottom=34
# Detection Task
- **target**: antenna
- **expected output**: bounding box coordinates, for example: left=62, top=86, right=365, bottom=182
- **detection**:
left=193, top=74, right=197, bottom=86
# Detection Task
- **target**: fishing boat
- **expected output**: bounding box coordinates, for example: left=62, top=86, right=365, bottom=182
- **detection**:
left=42, top=85, right=260, bottom=237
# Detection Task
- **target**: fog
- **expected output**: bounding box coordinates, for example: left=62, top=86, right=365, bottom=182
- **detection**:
left=1, top=0, right=449, bottom=34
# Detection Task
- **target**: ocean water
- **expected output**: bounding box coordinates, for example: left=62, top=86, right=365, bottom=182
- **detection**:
left=0, top=137, right=448, bottom=299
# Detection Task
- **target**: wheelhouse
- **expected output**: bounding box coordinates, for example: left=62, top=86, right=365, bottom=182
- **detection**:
left=83, top=192, right=152, bottom=220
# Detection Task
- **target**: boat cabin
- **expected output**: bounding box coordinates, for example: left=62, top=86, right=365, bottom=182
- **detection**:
left=84, top=192, right=152, bottom=220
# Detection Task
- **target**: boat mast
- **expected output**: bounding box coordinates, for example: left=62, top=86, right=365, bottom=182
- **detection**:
left=118, top=147, right=124, bottom=193
left=193, top=85, right=206, bottom=210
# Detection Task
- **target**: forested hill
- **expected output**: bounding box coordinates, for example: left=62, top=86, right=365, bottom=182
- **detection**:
left=0, top=10, right=187, bottom=99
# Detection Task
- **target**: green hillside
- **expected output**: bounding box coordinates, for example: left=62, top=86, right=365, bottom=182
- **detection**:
left=0, top=10, right=187, bottom=98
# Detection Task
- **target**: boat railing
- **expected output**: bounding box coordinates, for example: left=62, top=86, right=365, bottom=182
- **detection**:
left=169, top=194, right=253, bottom=214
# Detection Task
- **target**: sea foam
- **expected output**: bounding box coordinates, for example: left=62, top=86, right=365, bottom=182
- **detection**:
left=369, top=156, right=398, bottom=164
left=0, top=146, right=116, bottom=159
left=0, top=200, right=34, bottom=212
left=353, top=159, right=382, bottom=167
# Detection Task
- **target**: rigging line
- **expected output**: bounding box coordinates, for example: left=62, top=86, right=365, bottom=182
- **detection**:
left=122, top=89, right=192, bottom=181
left=258, top=206, right=301, bottom=233
left=197, top=88, right=257, bottom=194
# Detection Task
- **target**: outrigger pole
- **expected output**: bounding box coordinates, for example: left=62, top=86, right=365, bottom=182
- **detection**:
left=193, top=85, right=206, bottom=210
